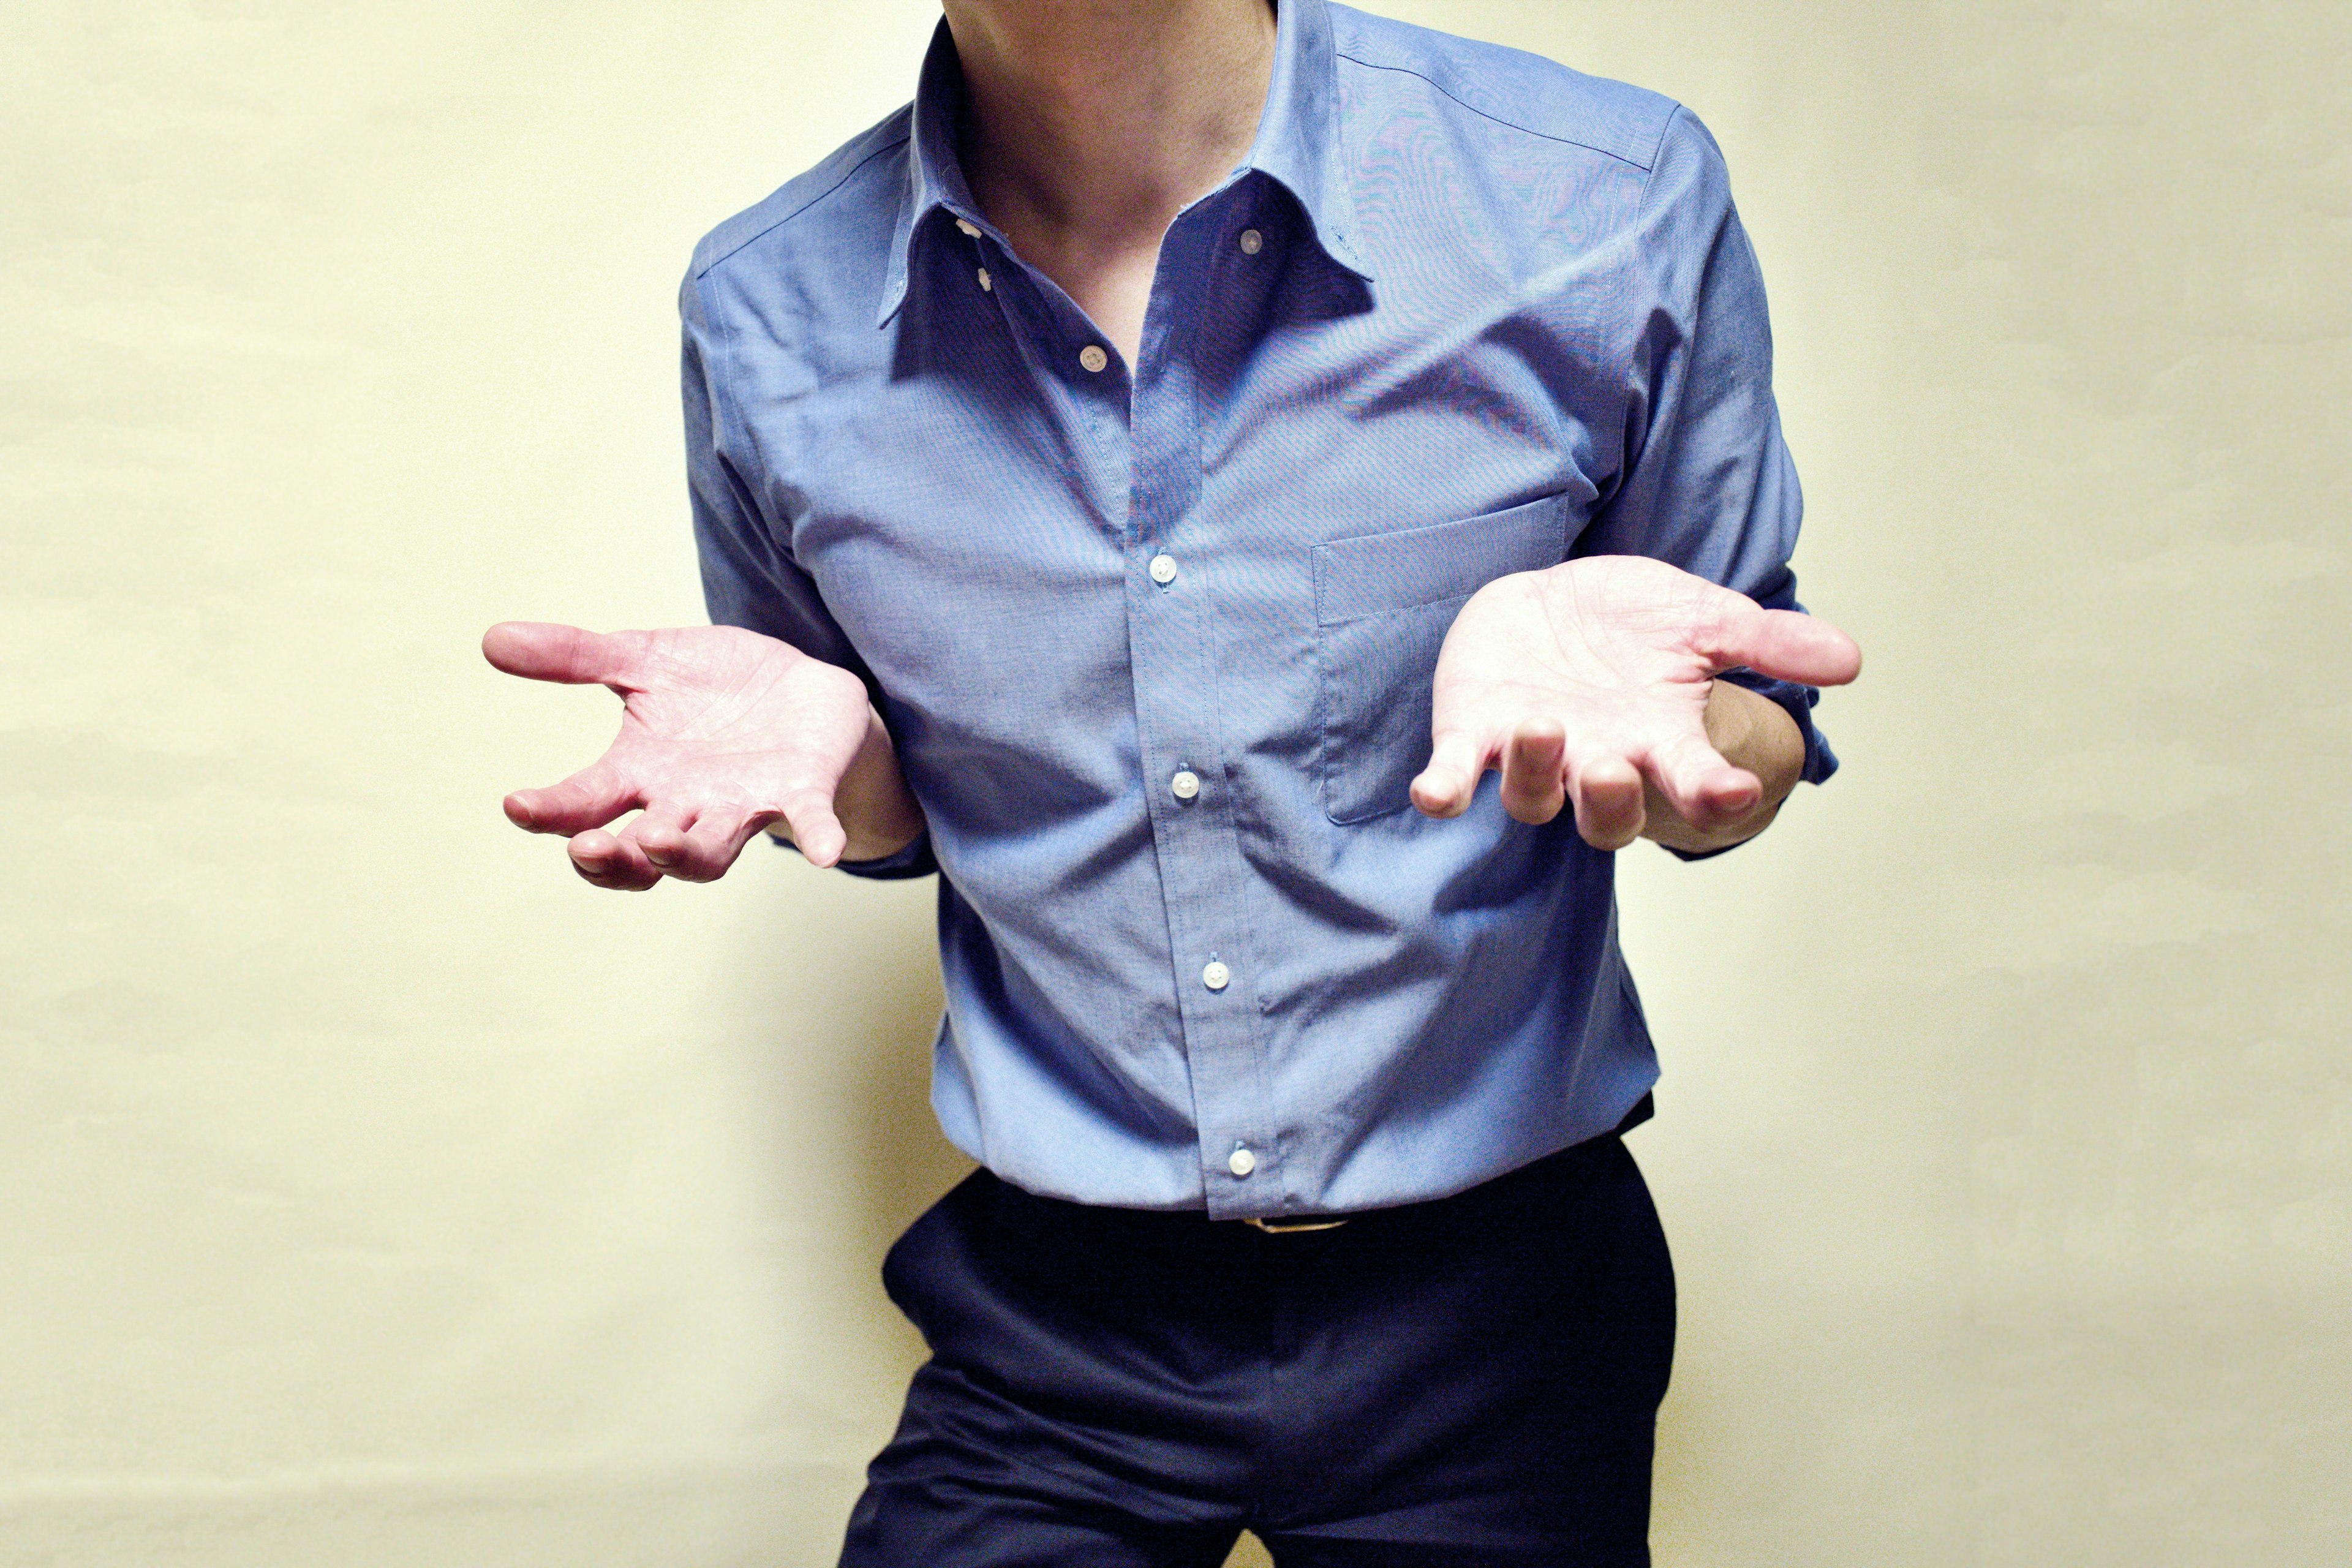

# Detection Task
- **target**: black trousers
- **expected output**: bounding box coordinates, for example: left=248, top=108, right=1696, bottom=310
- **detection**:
left=841, top=1131, right=1675, bottom=1567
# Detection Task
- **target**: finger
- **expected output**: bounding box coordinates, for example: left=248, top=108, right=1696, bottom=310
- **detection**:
left=1498, top=718, right=1569, bottom=826
left=505, top=760, right=637, bottom=835
left=1646, top=728, right=1761, bottom=829
left=778, top=786, right=848, bottom=870
left=482, top=622, right=649, bottom=688
left=1411, top=729, right=1490, bottom=819
left=567, top=827, right=663, bottom=891
left=656, top=808, right=775, bottom=884
left=1692, top=600, right=1863, bottom=688
left=622, top=800, right=696, bottom=869
left=1566, top=750, right=1645, bottom=851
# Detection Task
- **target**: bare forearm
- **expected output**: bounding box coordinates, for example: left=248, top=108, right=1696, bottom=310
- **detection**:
left=1640, top=680, right=1804, bottom=855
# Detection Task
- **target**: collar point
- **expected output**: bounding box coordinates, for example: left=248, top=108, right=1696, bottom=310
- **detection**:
left=1325, top=232, right=1374, bottom=281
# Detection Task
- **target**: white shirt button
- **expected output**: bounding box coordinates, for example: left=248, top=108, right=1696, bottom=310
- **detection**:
left=977, top=267, right=991, bottom=292
left=1202, top=960, right=1231, bottom=992
left=1148, top=553, right=1177, bottom=585
left=1079, top=344, right=1109, bottom=374
left=1238, top=228, right=1264, bottom=255
left=1228, top=1146, right=1256, bottom=1177
left=1170, top=769, right=1200, bottom=801
left=954, top=218, right=981, bottom=238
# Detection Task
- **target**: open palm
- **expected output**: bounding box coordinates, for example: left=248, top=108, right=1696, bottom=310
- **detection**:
left=1409, top=556, right=1861, bottom=848
left=483, top=621, right=875, bottom=888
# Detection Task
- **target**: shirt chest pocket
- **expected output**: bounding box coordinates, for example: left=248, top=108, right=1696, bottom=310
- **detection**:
left=1311, top=494, right=1572, bottom=825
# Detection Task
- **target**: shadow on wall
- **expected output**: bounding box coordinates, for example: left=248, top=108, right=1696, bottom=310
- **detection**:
left=842, top=960, right=976, bottom=1260
left=737, top=868, right=973, bottom=1267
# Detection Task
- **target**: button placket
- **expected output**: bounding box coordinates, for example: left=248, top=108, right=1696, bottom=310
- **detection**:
left=952, top=212, right=1119, bottom=440
left=1114, top=205, right=1279, bottom=1216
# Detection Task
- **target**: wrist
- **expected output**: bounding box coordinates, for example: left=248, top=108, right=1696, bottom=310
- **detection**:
left=760, top=706, right=926, bottom=863
left=1706, top=679, right=1803, bottom=805
left=830, top=706, right=927, bottom=862
left=1638, top=680, right=1801, bottom=853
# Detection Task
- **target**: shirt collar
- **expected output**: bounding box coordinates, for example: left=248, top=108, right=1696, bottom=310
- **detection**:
left=1245, top=0, right=1370, bottom=278
left=877, top=0, right=1368, bottom=328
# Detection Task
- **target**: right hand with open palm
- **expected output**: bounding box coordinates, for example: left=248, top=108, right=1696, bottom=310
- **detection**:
left=483, top=621, right=919, bottom=889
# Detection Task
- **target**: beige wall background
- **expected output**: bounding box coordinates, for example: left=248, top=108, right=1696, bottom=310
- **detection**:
left=4, top=1, right=2345, bottom=1564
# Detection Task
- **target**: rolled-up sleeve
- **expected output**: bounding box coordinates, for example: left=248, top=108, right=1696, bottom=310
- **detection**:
left=1575, top=106, right=1839, bottom=800
left=681, top=271, right=937, bottom=880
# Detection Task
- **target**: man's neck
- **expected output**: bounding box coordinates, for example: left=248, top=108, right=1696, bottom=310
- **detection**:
left=941, top=0, right=1278, bottom=364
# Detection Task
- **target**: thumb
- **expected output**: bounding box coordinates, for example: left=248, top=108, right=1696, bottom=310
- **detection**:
left=1694, top=602, right=1863, bottom=689
left=482, top=622, right=647, bottom=687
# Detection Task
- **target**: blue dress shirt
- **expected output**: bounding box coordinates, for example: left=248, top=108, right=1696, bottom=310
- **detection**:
left=681, top=0, right=1836, bottom=1220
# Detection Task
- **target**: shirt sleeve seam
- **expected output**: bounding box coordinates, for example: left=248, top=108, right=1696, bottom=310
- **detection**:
left=693, top=273, right=775, bottom=573
left=1600, top=105, right=1698, bottom=516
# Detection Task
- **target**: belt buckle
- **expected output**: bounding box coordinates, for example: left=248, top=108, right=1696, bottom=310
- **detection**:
left=1243, top=1215, right=1349, bottom=1234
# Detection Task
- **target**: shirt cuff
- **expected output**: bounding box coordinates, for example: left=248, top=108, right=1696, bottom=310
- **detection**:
left=1662, top=669, right=1839, bottom=863
left=795, top=828, right=938, bottom=880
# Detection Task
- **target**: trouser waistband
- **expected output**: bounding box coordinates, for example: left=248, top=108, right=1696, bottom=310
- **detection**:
left=980, top=1091, right=1655, bottom=1243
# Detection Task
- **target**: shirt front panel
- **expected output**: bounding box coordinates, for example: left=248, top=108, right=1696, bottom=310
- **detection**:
left=685, top=0, right=1831, bottom=1216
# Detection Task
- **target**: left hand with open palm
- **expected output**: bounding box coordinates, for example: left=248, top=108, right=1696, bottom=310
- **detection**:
left=1408, top=556, right=1862, bottom=850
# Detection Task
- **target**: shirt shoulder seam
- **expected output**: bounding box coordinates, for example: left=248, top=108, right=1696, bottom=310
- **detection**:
left=693, top=131, right=913, bottom=281
left=1635, top=105, right=1685, bottom=212
left=1598, top=108, right=1695, bottom=516
left=1333, top=47, right=1674, bottom=173
left=685, top=263, right=777, bottom=564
